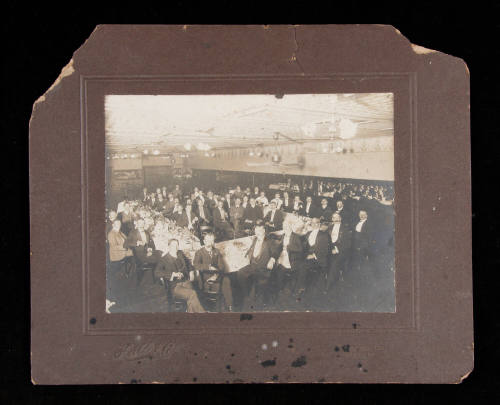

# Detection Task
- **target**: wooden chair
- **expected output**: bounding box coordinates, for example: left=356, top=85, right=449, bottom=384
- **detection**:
left=197, top=270, right=225, bottom=312
left=133, top=252, right=156, bottom=287
left=159, top=278, right=188, bottom=312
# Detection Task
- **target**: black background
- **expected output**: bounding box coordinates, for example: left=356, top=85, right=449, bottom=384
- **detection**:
left=2, top=1, right=498, bottom=404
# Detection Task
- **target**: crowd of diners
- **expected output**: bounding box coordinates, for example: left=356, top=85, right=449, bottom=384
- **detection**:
left=106, top=180, right=395, bottom=312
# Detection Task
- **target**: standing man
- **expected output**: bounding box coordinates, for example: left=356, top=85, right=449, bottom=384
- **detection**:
left=142, top=187, right=149, bottom=203
left=326, top=213, right=351, bottom=291
left=351, top=210, right=372, bottom=271
left=263, top=201, right=284, bottom=233
left=273, top=221, right=304, bottom=298
left=295, top=217, right=329, bottom=298
left=236, top=222, right=279, bottom=308
left=229, top=198, right=245, bottom=238
left=242, top=197, right=263, bottom=232
left=213, top=200, right=234, bottom=240
left=316, top=198, right=333, bottom=223
left=301, top=196, right=315, bottom=218
left=192, top=233, right=233, bottom=311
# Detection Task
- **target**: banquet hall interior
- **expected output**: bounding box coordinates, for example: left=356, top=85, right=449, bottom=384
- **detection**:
left=105, top=93, right=395, bottom=313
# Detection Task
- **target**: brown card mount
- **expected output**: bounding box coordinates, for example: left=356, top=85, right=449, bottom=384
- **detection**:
left=29, top=25, right=472, bottom=384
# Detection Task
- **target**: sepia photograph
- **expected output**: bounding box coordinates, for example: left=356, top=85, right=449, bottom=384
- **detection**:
left=105, top=93, right=395, bottom=314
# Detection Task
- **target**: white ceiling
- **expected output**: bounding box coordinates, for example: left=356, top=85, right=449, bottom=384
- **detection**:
left=105, top=93, right=393, bottom=154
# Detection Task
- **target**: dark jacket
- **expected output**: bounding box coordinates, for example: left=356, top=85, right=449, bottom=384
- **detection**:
left=263, top=209, right=284, bottom=231
left=276, top=232, right=304, bottom=268
left=281, top=198, right=293, bottom=213
left=303, top=230, right=329, bottom=268
left=245, top=237, right=280, bottom=270
left=155, top=251, right=192, bottom=282
left=194, top=204, right=212, bottom=225
left=193, top=246, right=226, bottom=272
left=213, top=206, right=229, bottom=226
left=316, top=205, right=333, bottom=222
left=243, top=205, right=263, bottom=223
left=352, top=219, right=372, bottom=253
left=300, top=202, right=316, bottom=217
left=327, top=223, right=352, bottom=256
left=124, top=229, right=155, bottom=251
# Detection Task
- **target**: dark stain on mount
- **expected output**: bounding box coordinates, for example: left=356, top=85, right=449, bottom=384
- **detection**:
left=261, top=358, right=277, bottom=367
left=240, top=314, right=253, bottom=321
left=291, top=356, right=307, bottom=368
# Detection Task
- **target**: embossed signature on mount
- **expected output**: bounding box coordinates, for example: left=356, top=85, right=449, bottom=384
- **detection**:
left=113, top=342, right=180, bottom=361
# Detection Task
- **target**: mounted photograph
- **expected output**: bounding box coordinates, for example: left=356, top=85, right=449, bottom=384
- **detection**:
left=105, top=93, right=395, bottom=314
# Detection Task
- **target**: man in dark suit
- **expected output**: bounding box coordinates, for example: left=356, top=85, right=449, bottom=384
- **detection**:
left=236, top=222, right=280, bottom=308
left=192, top=233, right=233, bottom=311
left=141, top=187, right=149, bottom=203
left=155, top=239, right=205, bottom=313
left=263, top=201, right=284, bottom=233
left=223, top=193, right=233, bottom=214
left=300, top=196, right=315, bottom=218
left=326, top=213, right=352, bottom=291
left=291, top=195, right=304, bottom=214
left=154, top=194, right=167, bottom=212
left=173, top=205, right=189, bottom=228
left=229, top=198, right=245, bottom=237
left=124, top=218, right=161, bottom=264
left=242, top=197, right=263, bottom=231
left=316, top=198, right=333, bottom=223
left=295, top=217, right=330, bottom=299
left=213, top=200, right=234, bottom=240
left=281, top=192, right=293, bottom=213
left=205, top=191, right=218, bottom=216
left=163, top=193, right=176, bottom=217
left=351, top=210, right=373, bottom=271
left=272, top=221, right=304, bottom=298
left=194, top=197, right=212, bottom=225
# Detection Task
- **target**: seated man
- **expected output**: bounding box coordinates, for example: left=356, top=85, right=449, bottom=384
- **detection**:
left=271, top=192, right=283, bottom=209
left=300, top=196, right=315, bottom=218
left=281, top=191, right=292, bottom=213
left=106, top=210, right=118, bottom=235
left=107, top=219, right=134, bottom=263
left=192, top=233, right=233, bottom=311
left=236, top=221, right=279, bottom=309
left=292, top=195, right=304, bottom=214
left=255, top=191, right=269, bottom=207
left=213, top=200, right=234, bottom=240
left=263, top=201, right=284, bottom=233
left=124, top=218, right=160, bottom=265
left=316, top=198, right=333, bottom=223
left=242, top=197, right=263, bottom=231
left=183, top=200, right=198, bottom=231
left=155, top=239, right=205, bottom=313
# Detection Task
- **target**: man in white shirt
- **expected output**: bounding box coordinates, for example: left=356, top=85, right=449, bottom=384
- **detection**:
left=296, top=217, right=329, bottom=300
left=352, top=210, right=371, bottom=271
left=292, top=195, right=303, bottom=214
left=256, top=191, right=269, bottom=207
left=264, top=201, right=284, bottom=232
left=301, top=196, right=315, bottom=217
left=271, top=192, right=283, bottom=209
left=236, top=222, right=279, bottom=310
left=326, top=213, right=352, bottom=291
